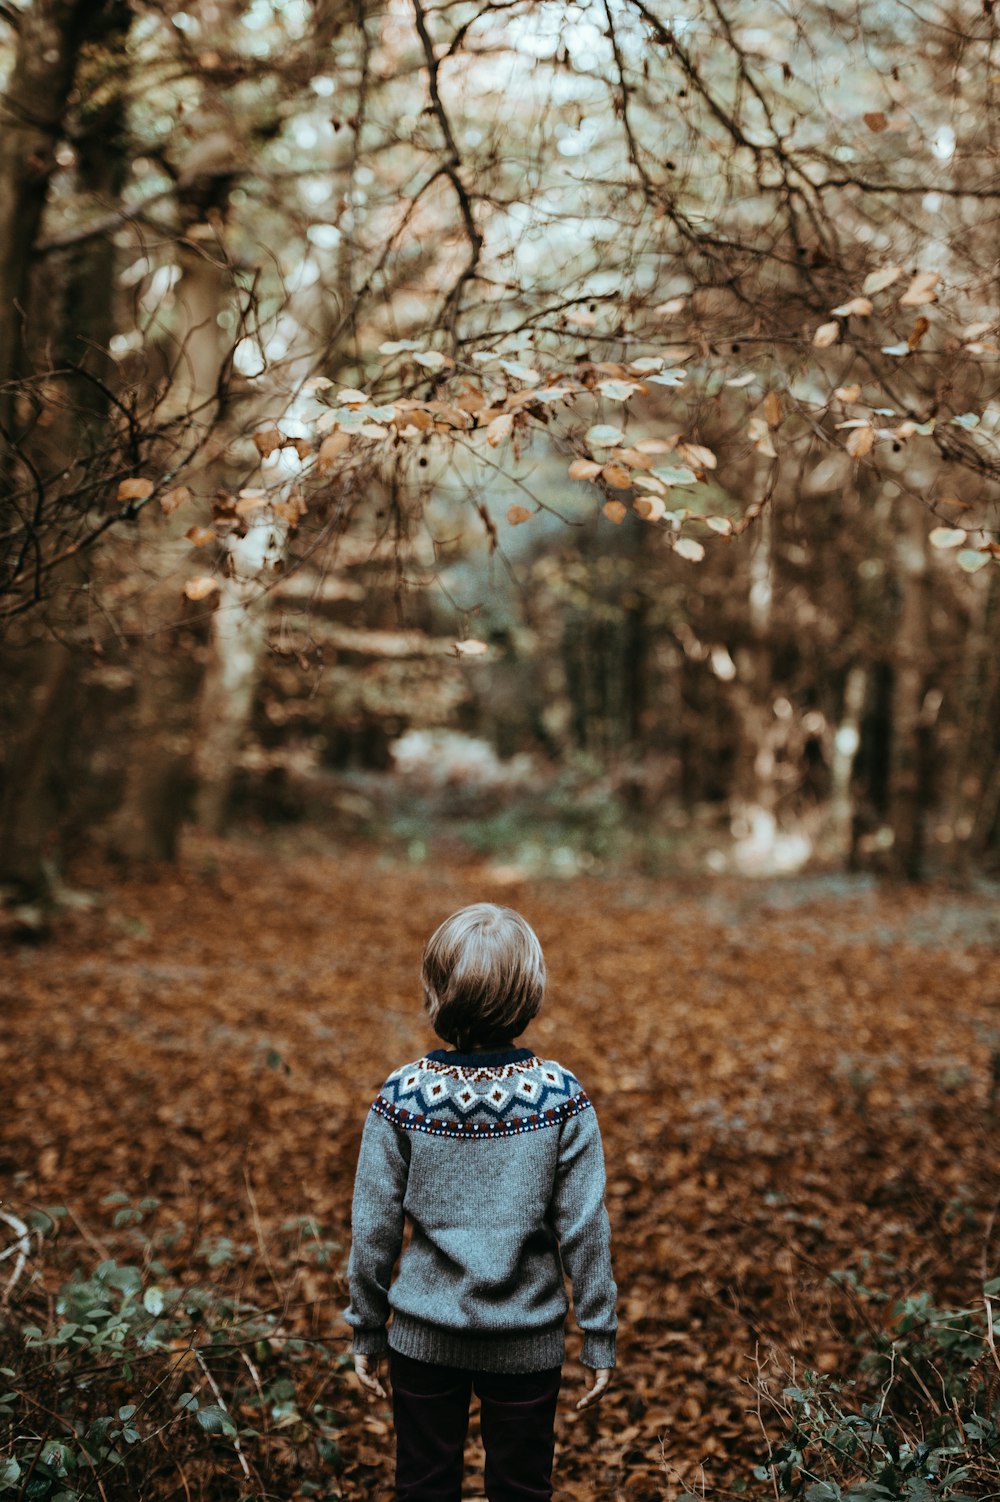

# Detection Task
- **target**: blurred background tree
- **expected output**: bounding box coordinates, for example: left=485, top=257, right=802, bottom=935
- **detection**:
left=1, top=0, right=998, bottom=897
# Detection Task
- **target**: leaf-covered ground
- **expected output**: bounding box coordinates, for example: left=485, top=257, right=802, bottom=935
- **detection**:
left=2, top=839, right=998, bottom=1500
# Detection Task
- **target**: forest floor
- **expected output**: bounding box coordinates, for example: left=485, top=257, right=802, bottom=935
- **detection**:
left=2, top=834, right=999, bottom=1501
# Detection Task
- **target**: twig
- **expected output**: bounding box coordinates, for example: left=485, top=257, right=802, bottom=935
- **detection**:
left=0, top=1209, right=30, bottom=1306
left=193, top=1349, right=252, bottom=1481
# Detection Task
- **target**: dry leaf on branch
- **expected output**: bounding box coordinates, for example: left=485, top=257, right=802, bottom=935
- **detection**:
left=160, top=486, right=192, bottom=516
left=183, top=576, right=219, bottom=600
left=899, top=271, right=940, bottom=307
left=117, top=478, right=154, bottom=502
left=506, top=504, right=533, bottom=525
left=602, top=500, right=627, bottom=524
left=568, top=459, right=603, bottom=480
left=845, top=425, right=875, bottom=458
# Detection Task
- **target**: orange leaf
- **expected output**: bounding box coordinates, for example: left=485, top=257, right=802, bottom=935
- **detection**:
left=117, top=478, right=154, bottom=502
left=506, top=504, right=533, bottom=525
left=253, top=427, right=284, bottom=458
left=845, top=425, right=875, bottom=458
left=160, top=486, right=191, bottom=516
left=318, top=432, right=352, bottom=472
left=486, top=413, right=514, bottom=447
left=601, top=462, right=633, bottom=490
left=183, top=576, right=219, bottom=600
left=602, top=500, right=627, bottom=524
left=185, top=526, right=216, bottom=547
left=568, top=458, right=602, bottom=480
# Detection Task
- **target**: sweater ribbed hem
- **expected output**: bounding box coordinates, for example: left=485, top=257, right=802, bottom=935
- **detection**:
left=581, top=1330, right=617, bottom=1369
left=351, top=1325, right=389, bottom=1357
left=388, top=1311, right=565, bottom=1373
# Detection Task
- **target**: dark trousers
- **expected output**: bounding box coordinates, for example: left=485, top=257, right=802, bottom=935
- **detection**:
left=388, top=1347, right=562, bottom=1502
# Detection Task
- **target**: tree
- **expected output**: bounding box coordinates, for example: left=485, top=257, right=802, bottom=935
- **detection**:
left=1, top=0, right=998, bottom=888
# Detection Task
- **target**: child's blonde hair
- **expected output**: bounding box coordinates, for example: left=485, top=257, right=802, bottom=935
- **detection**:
left=421, top=903, right=546, bottom=1051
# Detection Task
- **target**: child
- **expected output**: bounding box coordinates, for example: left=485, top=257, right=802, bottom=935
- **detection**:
left=341, top=902, right=618, bottom=1502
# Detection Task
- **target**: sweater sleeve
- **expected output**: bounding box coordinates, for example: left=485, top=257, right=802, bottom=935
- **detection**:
left=342, top=1101, right=411, bottom=1356
left=550, top=1098, right=618, bottom=1369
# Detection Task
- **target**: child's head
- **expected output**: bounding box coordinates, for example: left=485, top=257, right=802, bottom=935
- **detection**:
left=421, top=903, right=546, bottom=1051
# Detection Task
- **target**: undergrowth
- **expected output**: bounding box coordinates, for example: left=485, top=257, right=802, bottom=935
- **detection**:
left=0, top=1198, right=349, bottom=1501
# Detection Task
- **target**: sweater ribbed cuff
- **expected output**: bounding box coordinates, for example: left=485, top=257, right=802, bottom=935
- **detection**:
left=580, top=1331, right=617, bottom=1369
left=352, top=1325, right=389, bottom=1357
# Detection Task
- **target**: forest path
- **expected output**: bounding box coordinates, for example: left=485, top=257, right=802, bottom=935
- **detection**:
left=2, top=840, right=998, bottom=1500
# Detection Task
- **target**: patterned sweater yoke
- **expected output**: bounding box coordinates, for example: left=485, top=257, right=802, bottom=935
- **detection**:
left=373, top=1049, right=591, bottom=1139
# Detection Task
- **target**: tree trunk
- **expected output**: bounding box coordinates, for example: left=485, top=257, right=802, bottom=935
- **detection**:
left=107, top=227, right=230, bottom=861
left=0, top=0, right=95, bottom=427
left=886, top=498, right=932, bottom=880
left=0, top=2, right=131, bottom=899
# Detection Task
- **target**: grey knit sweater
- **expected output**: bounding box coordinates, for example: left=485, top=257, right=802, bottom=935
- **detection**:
left=342, top=1044, right=618, bottom=1373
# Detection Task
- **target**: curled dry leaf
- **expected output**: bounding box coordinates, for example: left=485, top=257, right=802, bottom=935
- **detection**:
left=413, top=350, right=450, bottom=370
left=185, top=526, right=216, bottom=547
left=336, top=388, right=369, bottom=406
left=601, top=463, right=633, bottom=490
left=253, top=427, right=284, bottom=457
left=674, top=536, right=706, bottom=562
left=611, top=446, right=654, bottom=470
left=834, top=385, right=862, bottom=402
left=634, top=436, right=677, bottom=455
left=899, top=271, right=940, bottom=307
left=586, top=424, right=624, bottom=447
left=318, top=432, right=352, bottom=472
left=678, top=442, right=717, bottom=470
left=845, top=425, right=875, bottom=458
left=907, top=316, right=930, bottom=350
left=486, top=413, right=514, bottom=447
left=747, top=417, right=777, bottom=458
left=863, top=264, right=902, bottom=296
left=602, top=500, right=627, bottom=524
left=929, top=527, right=966, bottom=550
left=764, top=391, right=783, bottom=428
left=568, top=458, right=602, bottom=481
left=183, top=576, right=220, bottom=601
left=830, top=297, right=873, bottom=317
left=863, top=110, right=889, bottom=131
left=117, top=478, right=154, bottom=502
left=160, top=486, right=192, bottom=517
left=506, top=504, right=533, bottom=525
left=634, top=494, right=666, bottom=522
left=235, top=493, right=268, bottom=517
left=813, top=321, right=840, bottom=348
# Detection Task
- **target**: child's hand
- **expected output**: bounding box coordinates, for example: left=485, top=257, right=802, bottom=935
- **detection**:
left=354, top=1353, right=387, bottom=1399
left=576, top=1366, right=612, bottom=1410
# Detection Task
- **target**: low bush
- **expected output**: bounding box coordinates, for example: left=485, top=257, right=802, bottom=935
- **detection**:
left=0, top=1199, right=349, bottom=1501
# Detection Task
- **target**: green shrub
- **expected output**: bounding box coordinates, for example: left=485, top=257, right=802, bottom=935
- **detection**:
left=751, top=1283, right=1000, bottom=1502
left=0, top=1200, right=351, bottom=1501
